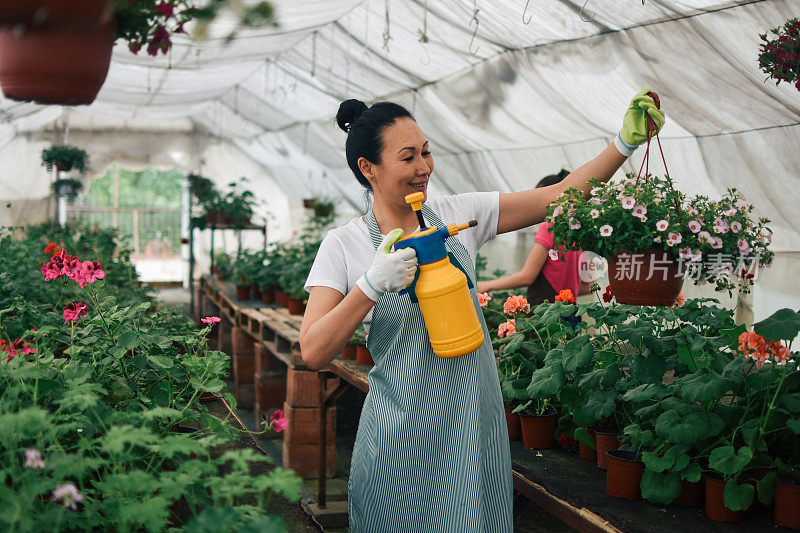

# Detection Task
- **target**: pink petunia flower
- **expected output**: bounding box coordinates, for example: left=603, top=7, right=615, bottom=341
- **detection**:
left=589, top=209, right=600, bottom=219
left=668, top=232, right=682, bottom=245
left=52, top=483, right=83, bottom=510
left=688, top=220, right=701, bottom=233
left=201, top=316, right=222, bottom=326
left=569, top=218, right=581, bottom=230
left=632, top=205, right=647, bottom=219
left=24, top=449, right=46, bottom=469
left=599, top=225, right=613, bottom=237
left=548, top=249, right=559, bottom=261
left=656, top=220, right=668, bottom=231
left=711, top=237, right=724, bottom=250
left=737, top=238, right=751, bottom=255
left=621, top=197, right=635, bottom=209
left=730, top=221, right=742, bottom=233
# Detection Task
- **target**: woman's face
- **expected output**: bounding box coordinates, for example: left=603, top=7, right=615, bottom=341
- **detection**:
left=362, top=117, right=434, bottom=205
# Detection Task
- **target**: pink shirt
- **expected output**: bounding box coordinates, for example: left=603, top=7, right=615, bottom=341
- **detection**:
left=535, top=222, right=581, bottom=296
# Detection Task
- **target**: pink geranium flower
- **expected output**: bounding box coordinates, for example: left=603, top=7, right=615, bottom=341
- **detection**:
left=497, top=319, right=516, bottom=338
left=52, top=483, right=83, bottom=510
left=63, top=302, right=89, bottom=324
left=269, top=409, right=288, bottom=432
left=70, top=261, right=105, bottom=288
left=503, top=295, right=530, bottom=315
left=674, top=292, right=685, bottom=307
left=478, top=293, right=491, bottom=307
left=201, top=316, right=221, bottom=326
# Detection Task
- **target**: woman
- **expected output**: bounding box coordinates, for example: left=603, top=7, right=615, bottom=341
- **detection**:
left=476, top=169, right=592, bottom=304
left=300, top=89, right=663, bottom=532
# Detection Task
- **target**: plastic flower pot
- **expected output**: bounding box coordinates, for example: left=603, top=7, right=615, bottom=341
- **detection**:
left=605, top=450, right=644, bottom=500
left=0, top=17, right=115, bottom=105
left=341, top=343, right=357, bottom=360
left=519, top=409, right=557, bottom=450
left=607, top=248, right=684, bottom=306
left=235, top=285, right=250, bottom=300
left=579, top=441, right=598, bottom=461
left=674, top=479, right=704, bottom=507
left=250, top=284, right=261, bottom=300
left=356, top=345, right=373, bottom=365
left=595, top=430, right=620, bottom=470
left=504, top=406, right=522, bottom=441
left=704, top=474, right=745, bottom=522
left=260, top=287, right=275, bottom=304
left=275, top=290, right=289, bottom=307
left=287, top=298, right=305, bottom=315
left=775, top=479, right=800, bottom=530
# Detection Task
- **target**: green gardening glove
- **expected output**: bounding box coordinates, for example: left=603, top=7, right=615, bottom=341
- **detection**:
left=614, top=88, right=666, bottom=157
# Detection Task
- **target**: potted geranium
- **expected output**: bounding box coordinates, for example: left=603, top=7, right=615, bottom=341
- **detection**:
left=547, top=175, right=773, bottom=305
left=41, top=145, right=88, bottom=173
left=758, top=17, right=800, bottom=92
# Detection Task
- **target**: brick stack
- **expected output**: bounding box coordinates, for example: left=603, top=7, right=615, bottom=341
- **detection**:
left=231, top=327, right=255, bottom=408
left=282, top=368, right=339, bottom=478
left=254, top=342, right=286, bottom=423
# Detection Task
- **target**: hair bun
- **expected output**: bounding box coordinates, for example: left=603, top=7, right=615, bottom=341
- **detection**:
left=336, top=99, right=368, bottom=133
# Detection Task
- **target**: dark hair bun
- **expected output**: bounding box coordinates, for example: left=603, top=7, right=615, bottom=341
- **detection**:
left=336, top=99, right=368, bottom=133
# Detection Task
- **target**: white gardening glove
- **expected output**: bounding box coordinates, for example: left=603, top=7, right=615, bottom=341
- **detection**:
left=356, top=228, right=417, bottom=302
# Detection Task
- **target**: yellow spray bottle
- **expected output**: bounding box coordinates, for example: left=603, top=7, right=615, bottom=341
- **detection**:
left=394, top=192, right=485, bottom=358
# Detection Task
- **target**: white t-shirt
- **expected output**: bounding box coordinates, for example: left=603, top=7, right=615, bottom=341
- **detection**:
left=304, top=191, right=500, bottom=334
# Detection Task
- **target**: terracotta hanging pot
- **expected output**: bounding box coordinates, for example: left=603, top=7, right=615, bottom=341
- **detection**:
left=341, top=343, right=357, bottom=360
left=287, top=298, right=305, bottom=315
left=518, top=409, right=557, bottom=450
left=0, top=19, right=115, bottom=105
left=605, top=450, right=644, bottom=500
left=607, top=248, right=684, bottom=306
left=356, top=345, right=373, bottom=365
left=504, top=406, right=522, bottom=441
left=774, top=478, right=800, bottom=530
left=0, top=0, right=111, bottom=28
left=595, top=430, right=620, bottom=470
left=704, top=474, right=745, bottom=522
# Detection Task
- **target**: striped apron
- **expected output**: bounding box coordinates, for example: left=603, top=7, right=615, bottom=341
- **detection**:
left=348, top=204, right=513, bottom=532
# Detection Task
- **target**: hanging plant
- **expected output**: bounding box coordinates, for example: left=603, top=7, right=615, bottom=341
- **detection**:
left=758, top=17, right=800, bottom=91
left=51, top=178, right=84, bottom=199
left=41, top=145, right=89, bottom=173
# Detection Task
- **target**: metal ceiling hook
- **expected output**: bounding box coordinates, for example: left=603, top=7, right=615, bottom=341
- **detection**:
left=522, top=0, right=532, bottom=24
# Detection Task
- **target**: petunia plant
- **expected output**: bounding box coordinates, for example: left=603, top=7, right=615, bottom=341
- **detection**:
left=758, top=17, right=800, bottom=92
left=547, top=174, right=773, bottom=293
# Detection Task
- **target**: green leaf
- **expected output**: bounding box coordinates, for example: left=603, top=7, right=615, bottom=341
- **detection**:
left=237, top=515, right=287, bottom=533
left=263, top=468, right=303, bottom=501
left=186, top=506, right=239, bottom=533
left=573, top=427, right=595, bottom=450
left=721, top=324, right=747, bottom=350
left=677, top=345, right=701, bottom=372
left=723, top=478, right=754, bottom=511
left=756, top=471, right=777, bottom=505
left=582, top=390, right=617, bottom=421
left=681, top=462, right=702, bottom=483
left=677, top=370, right=732, bottom=403
left=118, top=330, right=139, bottom=351
left=526, top=366, right=564, bottom=398
left=709, top=446, right=753, bottom=476
left=655, top=410, right=721, bottom=444
left=642, top=451, right=674, bottom=473
left=754, top=308, right=800, bottom=341
left=504, top=333, right=524, bottom=354
left=787, top=418, right=800, bottom=434
left=146, top=355, right=174, bottom=369
left=622, top=383, right=663, bottom=402
left=641, top=470, right=682, bottom=505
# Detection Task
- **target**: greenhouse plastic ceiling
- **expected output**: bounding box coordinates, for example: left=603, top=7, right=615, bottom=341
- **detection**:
left=2, top=0, right=799, bottom=251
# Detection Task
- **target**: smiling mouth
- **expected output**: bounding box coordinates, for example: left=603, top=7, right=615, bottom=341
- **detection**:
left=410, top=181, right=427, bottom=190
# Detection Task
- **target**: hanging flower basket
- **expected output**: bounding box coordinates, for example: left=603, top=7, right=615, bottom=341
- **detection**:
left=0, top=20, right=115, bottom=105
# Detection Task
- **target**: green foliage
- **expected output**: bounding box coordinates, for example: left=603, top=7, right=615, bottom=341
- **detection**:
left=41, top=145, right=88, bottom=173
left=50, top=178, right=84, bottom=199
left=0, top=222, right=300, bottom=531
